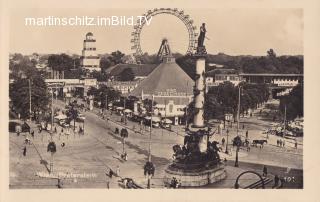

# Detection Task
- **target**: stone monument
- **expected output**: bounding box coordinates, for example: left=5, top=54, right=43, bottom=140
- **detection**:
left=164, top=24, right=226, bottom=187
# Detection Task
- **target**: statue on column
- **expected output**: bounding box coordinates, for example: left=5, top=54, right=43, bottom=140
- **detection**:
left=196, top=23, right=207, bottom=55
left=198, top=23, right=206, bottom=47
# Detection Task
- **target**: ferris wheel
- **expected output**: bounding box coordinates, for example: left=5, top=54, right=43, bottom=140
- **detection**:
left=131, top=8, right=198, bottom=61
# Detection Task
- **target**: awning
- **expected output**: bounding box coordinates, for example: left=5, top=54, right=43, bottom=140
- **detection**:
left=162, top=118, right=173, bottom=124
left=124, top=109, right=132, bottom=113
left=54, top=114, right=67, bottom=120
left=146, top=116, right=161, bottom=122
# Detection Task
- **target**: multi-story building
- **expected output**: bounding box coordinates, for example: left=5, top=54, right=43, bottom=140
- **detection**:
left=80, top=32, right=100, bottom=71
left=206, top=69, right=245, bottom=90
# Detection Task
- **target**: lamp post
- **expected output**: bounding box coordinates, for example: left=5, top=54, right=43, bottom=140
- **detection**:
left=123, top=97, right=127, bottom=124
left=235, top=85, right=241, bottom=167
left=225, top=128, right=229, bottom=154
left=147, top=95, right=154, bottom=189
left=28, top=79, right=32, bottom=121
left=49, top=87, right=54, bottom=135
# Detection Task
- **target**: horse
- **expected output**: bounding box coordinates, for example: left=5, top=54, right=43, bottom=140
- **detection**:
left=252, top=139, right=268, bottom=147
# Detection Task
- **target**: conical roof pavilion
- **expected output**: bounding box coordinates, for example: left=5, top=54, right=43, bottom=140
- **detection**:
left=129, top=56, right=194, bottom=105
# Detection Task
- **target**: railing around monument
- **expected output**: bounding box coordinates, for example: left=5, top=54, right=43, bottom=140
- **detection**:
left=168, top=159, right=225, bottom=173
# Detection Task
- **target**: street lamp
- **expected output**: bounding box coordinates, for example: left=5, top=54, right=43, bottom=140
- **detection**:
left=144, top=95, right=155, bottom=189
left=235, top=85, right=242, bottom=167
left=235, top=146, right=239, bottom=167
left=225, top=129, right=229, bottom=154
left=28, top=79, right=32, bottom=121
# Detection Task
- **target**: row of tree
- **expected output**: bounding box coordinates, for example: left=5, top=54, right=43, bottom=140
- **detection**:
left=186, top=82, right=270, bottom=123
left=86, top=85, right=121, bottom=108
left=176, top=49, right=303, bottom=80
left=9, top=55, right=50, bottom=119
left=279, top=83, right=303, bottom=121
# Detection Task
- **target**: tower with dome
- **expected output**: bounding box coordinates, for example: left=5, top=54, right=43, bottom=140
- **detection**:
left=80, top=32, right=100, bottom=72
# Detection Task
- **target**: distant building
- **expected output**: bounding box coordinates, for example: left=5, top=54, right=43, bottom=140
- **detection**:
left=45, top=78, right=97, bottom=97
left=46, top=67, right=65, bottom=79
left=106, top=63, right=158, bottom=81
left=239, top=73, right=303, bottom=87
left=80, top=32, right=100, bottom=71
left=129, top=56, right=193, bottom=125
left=100, top=81, right=141, bottom=94
left=206, top=69, right=244, bottom=89
left=208, top=63, right=224, bottom=68
left=29, top=53, right=40, bottom=63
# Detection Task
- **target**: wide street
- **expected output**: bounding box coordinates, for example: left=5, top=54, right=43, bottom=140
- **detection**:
left=9, top=99, right=303, bottom=188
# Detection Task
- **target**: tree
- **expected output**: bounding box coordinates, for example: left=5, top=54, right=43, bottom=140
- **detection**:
left=204, top=82, right=270, bottom=121
left=87, top=85, right=121, bottom=108
left=139, top=53, right=158, bottom=64
left=9, top=54, right=36, bottom=79
left=279, top=83, right=303, bottom=120
left=100, top=56, right=112, bottom=72
left=89, top=70, right=108, bottom=81
left=108, top=51, right=125, bottom=66
left=119, top=68, right=135, bottom=81
left=67, top=105, right=78, bottom=130
left=267, top=49, right=277, bottom=58
left=48, top=54, right=73, bottom=71
left=9, top=75, right=49, bottom=119
left=143, top=99, right=157, bottom=114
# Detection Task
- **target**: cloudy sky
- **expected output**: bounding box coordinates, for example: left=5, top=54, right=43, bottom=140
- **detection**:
left=8, top=4, right=303, bottom=56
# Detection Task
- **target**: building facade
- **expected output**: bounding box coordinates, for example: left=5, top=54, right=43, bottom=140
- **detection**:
left=206, top=73, right=244, bottom=89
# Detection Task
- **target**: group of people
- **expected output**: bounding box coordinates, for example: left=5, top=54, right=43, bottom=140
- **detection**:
left=276, top=139, right=285, bottom=147
left=169, top=177, right=181, bottom=188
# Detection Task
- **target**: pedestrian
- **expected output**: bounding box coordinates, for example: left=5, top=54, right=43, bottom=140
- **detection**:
left=116, top=165, right=120, bottom=176
left=277, top=139, right=279, bottom=147
left=273, top=175, right=280, bottom=188
left=171, top=177, right=177, bottom=188
left=245, top=130, right=248, bottom=139
left=279, top=177, right=285, bottom=188
left=222, top=138, right=225, bottom=146
left=54, top=127, right=57, bottom=133
left=31, top=130, right=34, bottom=139
left=123, top=178, right=128, bottom=188
left=262, top=165, right=268, bottom=177
left=282, top=140, right=285, bottom=148
left=22, top=146, right=27, bottom=156
left=108, top=169, right=114, bottom=178
left=295, top=141, right=298, bottom=149
left=279, top=139, right=282, bottom=147
left=57, top=178, right=63, bottom=189
left=247, top=145, right=251, bottom=152
left=242, top=124, right=245, bottom=130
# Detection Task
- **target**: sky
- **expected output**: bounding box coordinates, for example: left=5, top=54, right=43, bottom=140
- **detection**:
left=8, top=7, right=303, bottom=56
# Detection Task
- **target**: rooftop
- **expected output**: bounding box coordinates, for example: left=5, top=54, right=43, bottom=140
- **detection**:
left=106, top=63, right=158, bottom=77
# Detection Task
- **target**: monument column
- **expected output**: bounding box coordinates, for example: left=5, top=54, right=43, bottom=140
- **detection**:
left=193, top=58, right=206, bottom=128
